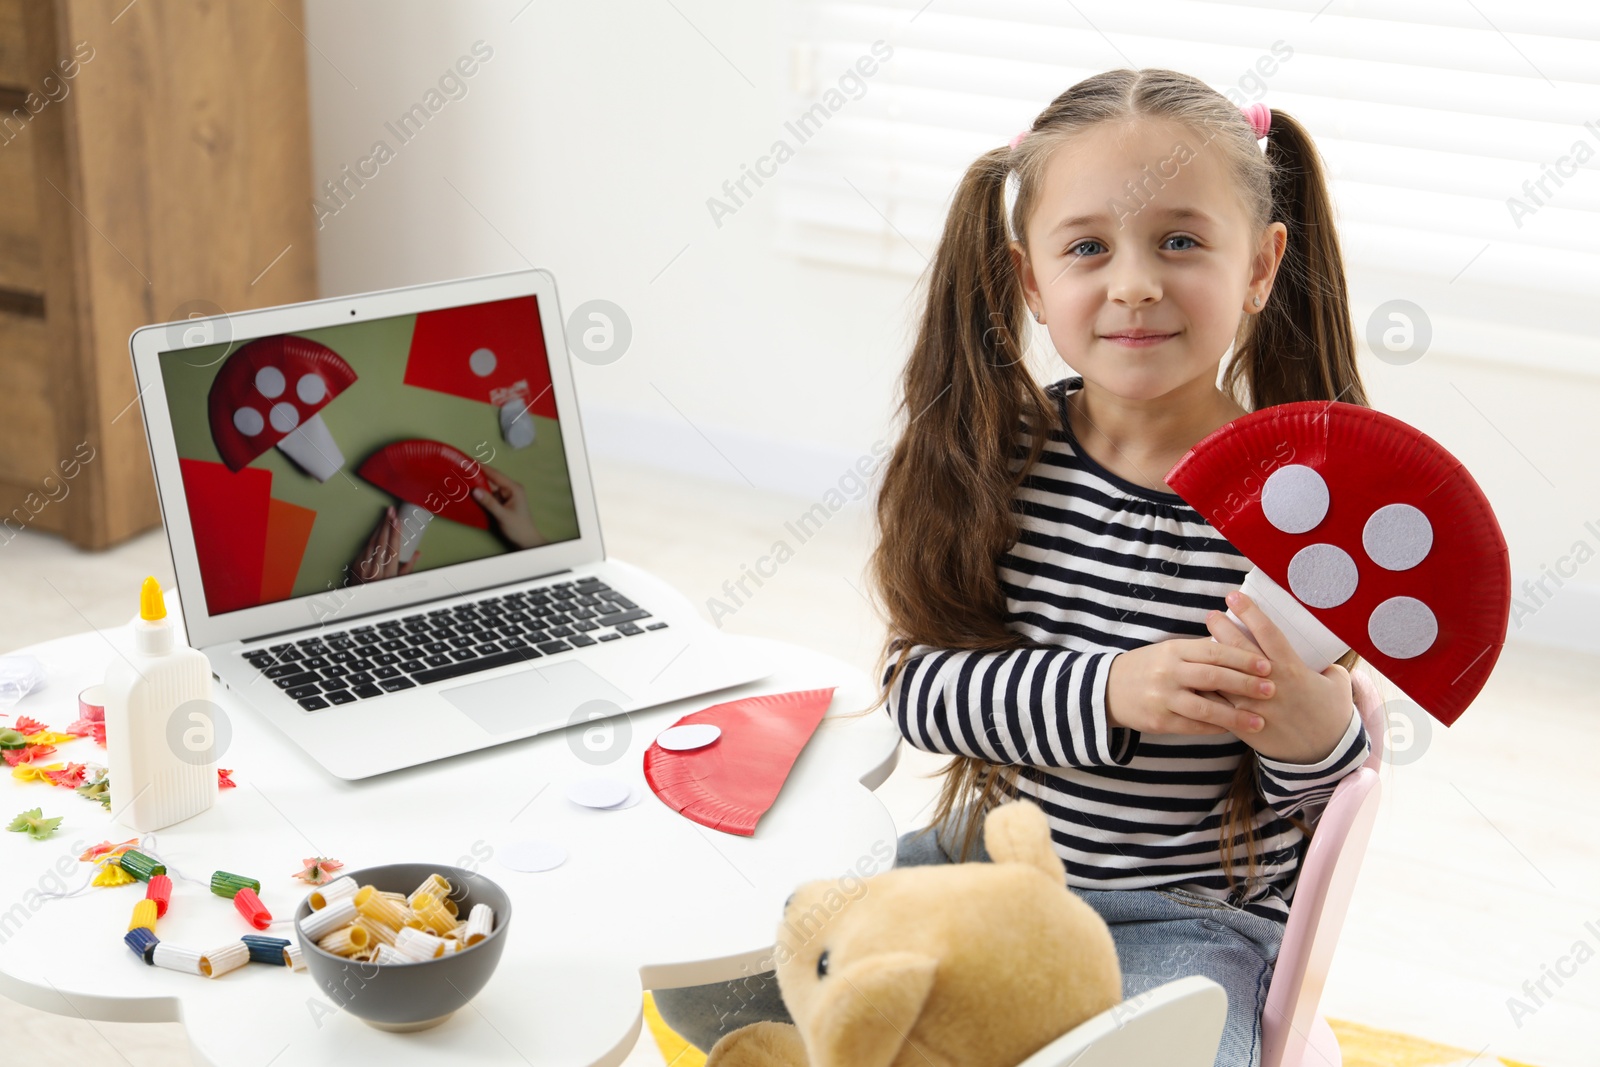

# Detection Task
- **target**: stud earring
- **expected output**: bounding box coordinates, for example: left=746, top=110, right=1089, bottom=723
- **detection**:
left=1032, top=308, right=1043, bottom=323
left=1253, top=295, right=1262, bottom=308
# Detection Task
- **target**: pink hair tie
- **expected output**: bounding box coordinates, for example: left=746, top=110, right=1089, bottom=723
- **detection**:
left=1241, top=102, right=1271, bottom=139
left=1009, top=128, right=1031, bottom=149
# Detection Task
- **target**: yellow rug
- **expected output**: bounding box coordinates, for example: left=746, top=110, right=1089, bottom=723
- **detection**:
left=642, top=991, right=708, bottom=1067
left=1327, top=1019, right=1541, bottom=1067
left=640, top=996, right=1542, bottom=1067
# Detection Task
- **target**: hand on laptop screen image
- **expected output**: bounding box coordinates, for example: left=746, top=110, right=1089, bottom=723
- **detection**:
left=471, top=465, right=550, bottom=550
left=350, top=505, right=423, bottom=584
left=350, top=466, right=549, bottom=585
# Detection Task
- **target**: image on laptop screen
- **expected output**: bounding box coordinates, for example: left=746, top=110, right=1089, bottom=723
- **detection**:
left=157, top=294, right=581, bottom=616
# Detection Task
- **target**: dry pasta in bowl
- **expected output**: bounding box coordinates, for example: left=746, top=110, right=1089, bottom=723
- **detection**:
left=292, top=863, right=512, bottom=1032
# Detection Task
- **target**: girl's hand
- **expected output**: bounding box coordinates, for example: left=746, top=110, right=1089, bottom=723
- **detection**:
left=1106, top=633, right=1275, bottom=736
left=1204, top=591, right=1355, bottom=764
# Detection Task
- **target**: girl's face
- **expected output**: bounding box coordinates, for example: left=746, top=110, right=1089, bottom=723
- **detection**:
left=1011, top=119, right=1286, bottom=403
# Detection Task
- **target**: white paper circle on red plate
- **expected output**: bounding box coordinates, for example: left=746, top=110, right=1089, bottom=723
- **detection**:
left=656, top=724, right=721, bottom=751
left=1363, top=503, right=1432, bottom=571
left=497, top=839, right=568, bottom=873
left=269, top=402, right=300, bottom=433
left=1368, top=596, right=1438, bottom=659
left=565, top=778, right=632, bottom=809
left=1261, top=465, right=1329, bottom=534
left=469, top=347, right=498, bottom=377
left=255, top=365, right=286, bottom=398
left=233, top=407, right=265, bottom=436
left=297, top=373, right=327, bottom=404
left=1287, top=543, right=1359, bottom=608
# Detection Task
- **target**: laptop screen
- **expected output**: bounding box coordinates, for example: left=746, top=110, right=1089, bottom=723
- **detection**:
left=156, top=294, right=582, bottom=617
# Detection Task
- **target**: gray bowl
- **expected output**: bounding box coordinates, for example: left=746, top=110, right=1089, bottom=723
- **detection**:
left=294, top=863, right=512, bottom=1032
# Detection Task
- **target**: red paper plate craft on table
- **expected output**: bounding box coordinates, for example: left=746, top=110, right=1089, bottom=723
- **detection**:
left=644, top=688, right=836, bottom=836
left=403, top=295, right=557, bottom=450
left=208, top=336, right=358, bottom=481
left=1165, top=402, right=1510, bottom=726
left=357, top=439, right=495, bottom=563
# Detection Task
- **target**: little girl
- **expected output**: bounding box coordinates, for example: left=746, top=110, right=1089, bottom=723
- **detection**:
left=655, top=68, right=1373, bottom=1067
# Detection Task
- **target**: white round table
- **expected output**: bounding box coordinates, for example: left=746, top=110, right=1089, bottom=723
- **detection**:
left=0, top=613, right=902, bottom=1065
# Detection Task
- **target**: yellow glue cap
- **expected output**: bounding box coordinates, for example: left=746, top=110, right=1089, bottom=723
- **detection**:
left=139, top=577, right=166, bottom=621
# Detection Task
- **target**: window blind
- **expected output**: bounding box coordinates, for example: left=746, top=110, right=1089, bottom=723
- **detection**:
left=777, top=0, right=1600, bottom=375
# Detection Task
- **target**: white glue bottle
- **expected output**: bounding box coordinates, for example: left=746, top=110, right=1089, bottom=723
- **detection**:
left=102, top=577, right=217, bottom=831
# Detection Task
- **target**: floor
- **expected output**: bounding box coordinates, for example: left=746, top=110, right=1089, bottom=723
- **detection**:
left=1, top=456, right=1594, bottom=1066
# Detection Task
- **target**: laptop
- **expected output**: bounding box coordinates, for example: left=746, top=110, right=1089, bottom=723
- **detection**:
left=129, top=268, right=774, bottom=780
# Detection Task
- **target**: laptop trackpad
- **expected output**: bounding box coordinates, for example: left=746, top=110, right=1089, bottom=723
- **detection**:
left=441, top=661, right=633, bottom=736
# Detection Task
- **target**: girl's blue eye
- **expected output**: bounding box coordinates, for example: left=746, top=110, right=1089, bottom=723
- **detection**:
left=1066, top=235, right=1199, bottom=257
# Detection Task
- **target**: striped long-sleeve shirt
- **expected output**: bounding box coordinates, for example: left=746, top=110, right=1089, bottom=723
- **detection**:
left=884, top=376, right=1370, bottom=923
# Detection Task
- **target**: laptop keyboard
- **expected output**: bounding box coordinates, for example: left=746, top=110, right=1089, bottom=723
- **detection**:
left=238, top=575, right=667, bottom=712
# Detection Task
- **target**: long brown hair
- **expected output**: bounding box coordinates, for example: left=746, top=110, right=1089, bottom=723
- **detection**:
left=843, top=68, right=1369, bottom=903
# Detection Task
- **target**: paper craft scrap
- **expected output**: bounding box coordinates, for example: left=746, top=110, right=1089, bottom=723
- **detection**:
left=565, top=778, right=632, bottom=809
left=643, top=688, right=836, bottom=837
left=655, top=724, right=721, bottom=751
left=497, top=839, right=568, bottom=873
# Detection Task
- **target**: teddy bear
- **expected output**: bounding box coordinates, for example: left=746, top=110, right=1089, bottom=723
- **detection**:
left=704, top=798, right=1123, bottom=1067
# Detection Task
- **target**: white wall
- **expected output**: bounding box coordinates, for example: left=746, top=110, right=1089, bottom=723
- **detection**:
left=301, top=0, right=1600, bottom=655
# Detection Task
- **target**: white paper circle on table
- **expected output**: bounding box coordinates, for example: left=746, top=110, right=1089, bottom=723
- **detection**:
left=497, top=839, right=568, bottom=873
left=608, top=785, right=643, bottom=810
left=1261, top=465, right=1329, bottom=534
left=1287, top=543, right=1359, bottom=608
left=1368, top=596, right=1437, bottom=659
left=656, top=724, right=721, bottom=751
left=566, top=778, right=632, bottom=809
left=1363, top=503, right=1432, bottom=571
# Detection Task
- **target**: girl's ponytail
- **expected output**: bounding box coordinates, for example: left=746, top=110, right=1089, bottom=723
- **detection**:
left=870, top=146, right=1054, bottom=658
left=1224, top=109, right=1369, bottom=410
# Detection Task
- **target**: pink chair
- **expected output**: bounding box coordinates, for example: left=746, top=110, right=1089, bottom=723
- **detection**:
left=1260, top=664, right=1387, bottom=1067
left=1009, top=665, right=1390, bottom=1067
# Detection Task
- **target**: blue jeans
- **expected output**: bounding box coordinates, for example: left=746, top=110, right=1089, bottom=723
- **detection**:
left=651, top=810, right=1284, bottom=1066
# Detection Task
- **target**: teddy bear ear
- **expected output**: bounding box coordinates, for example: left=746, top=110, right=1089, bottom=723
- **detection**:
left=807, top=951, right=938, bottom=1067
left=982, top=799, right=1064, bottom=881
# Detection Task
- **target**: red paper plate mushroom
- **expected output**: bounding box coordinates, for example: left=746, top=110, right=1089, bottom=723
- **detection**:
left=1165, top=402, right=1510, bottom=727
left=208, top=336, right=358, bottom=481
left=356, top=439, right=494, bottom=562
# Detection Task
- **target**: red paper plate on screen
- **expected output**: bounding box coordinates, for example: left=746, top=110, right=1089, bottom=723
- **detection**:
left=356, top=439, right=493, bottom=529
left=644, top=688, right=836, bottom=836
left=1165, top=402, right=1509, bottom=727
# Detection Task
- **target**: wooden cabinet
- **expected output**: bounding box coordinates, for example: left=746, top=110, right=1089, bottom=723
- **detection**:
left=0, top=0, right=316, bottom=549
